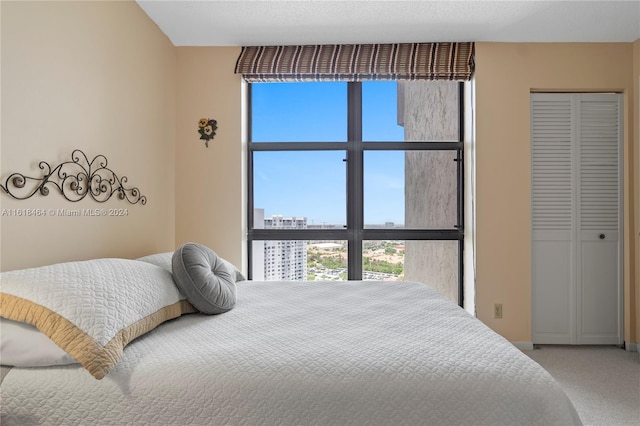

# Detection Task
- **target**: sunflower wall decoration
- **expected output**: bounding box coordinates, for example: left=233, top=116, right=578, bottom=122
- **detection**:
left=197, top=118, right=217, bottom=147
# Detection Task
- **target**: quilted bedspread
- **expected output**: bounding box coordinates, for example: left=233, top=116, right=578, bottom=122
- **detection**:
left=1, top=280, right=581, bottom=425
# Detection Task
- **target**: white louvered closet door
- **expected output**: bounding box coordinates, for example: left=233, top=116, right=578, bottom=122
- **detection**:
left=576, top=95, right=622, bottom=344
left=531, top=94, right=576, bottom=344
left=531, top=93, right=622, bottom=345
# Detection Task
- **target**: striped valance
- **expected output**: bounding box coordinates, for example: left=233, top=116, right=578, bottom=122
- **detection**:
left=234, top=42, right=474, bottom=82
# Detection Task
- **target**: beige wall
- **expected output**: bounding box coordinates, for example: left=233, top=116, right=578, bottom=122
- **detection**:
left=0, top=1, right=177, bottom=271
left=174, top=47, right=246, bottom=270
left=475, top=42, right=638, bottom=345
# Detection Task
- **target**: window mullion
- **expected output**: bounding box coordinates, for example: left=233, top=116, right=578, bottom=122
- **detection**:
left=457, top=81, right=465, bottom=307
left=247, top=83, right=255, bottom=279
left=347, top=82, right=363, bottom=280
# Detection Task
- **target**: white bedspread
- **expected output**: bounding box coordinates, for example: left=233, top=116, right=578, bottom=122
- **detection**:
left=1, top=280, right=581, bottom=425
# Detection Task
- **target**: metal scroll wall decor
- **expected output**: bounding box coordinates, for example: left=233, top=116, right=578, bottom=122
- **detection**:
left=0, top=149, right=146, bottom=205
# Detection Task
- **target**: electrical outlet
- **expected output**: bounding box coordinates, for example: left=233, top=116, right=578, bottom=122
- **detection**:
left=493, top=303, right=503, bottom=319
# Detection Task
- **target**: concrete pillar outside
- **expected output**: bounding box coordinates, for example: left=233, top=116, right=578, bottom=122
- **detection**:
left=400, top=81, right=459, bottom=302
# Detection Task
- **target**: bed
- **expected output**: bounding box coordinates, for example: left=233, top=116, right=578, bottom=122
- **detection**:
left=0, top=245, right=581, bottom=425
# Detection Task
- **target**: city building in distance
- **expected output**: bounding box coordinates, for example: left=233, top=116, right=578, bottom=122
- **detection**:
left=253, top=209, right=307, bottom=281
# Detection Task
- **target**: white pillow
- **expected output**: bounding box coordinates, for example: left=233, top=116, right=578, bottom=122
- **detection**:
left=0, top=258, right=197, bottom=379
left=138, top=251, right=246, bottom=282
left=0, top=318, right=77, bottom=367
left=137, top=252, right=173, bottom=273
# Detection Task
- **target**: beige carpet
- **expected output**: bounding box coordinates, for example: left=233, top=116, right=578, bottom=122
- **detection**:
left=525, top=345, right=639, bottom=426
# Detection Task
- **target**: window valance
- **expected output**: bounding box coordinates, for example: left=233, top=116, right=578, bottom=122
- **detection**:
left=234, top=42, right=474, bottom=82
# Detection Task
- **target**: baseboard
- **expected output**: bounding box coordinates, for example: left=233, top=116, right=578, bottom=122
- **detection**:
left=511, top=341, right=534, bottom=351
left=512, top=341, right=637, bottom=351
left=624, top=342, right=638, bottom=352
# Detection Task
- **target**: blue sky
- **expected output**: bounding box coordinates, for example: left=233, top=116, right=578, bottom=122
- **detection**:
left=251, top=82, right=405, bottom=225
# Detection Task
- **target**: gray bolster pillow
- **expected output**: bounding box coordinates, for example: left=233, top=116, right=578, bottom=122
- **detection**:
left=171, top=243, right=237, bottom=314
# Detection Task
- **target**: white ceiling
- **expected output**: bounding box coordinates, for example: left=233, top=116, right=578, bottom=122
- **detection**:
left=136, top=0, right=640, bottom=46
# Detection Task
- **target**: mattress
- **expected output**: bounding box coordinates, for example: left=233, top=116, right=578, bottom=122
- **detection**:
left=1, top=279, right=581, bottom=425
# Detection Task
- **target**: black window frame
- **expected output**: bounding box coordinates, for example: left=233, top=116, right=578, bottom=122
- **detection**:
left=247, top=81, right=465, bottom=306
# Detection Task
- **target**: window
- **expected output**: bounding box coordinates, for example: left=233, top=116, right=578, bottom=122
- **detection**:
left=248, top=81, right=465, bottom=305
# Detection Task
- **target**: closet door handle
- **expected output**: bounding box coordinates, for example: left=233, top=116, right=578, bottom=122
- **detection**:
left=599, top=234, right=606, bottom=240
